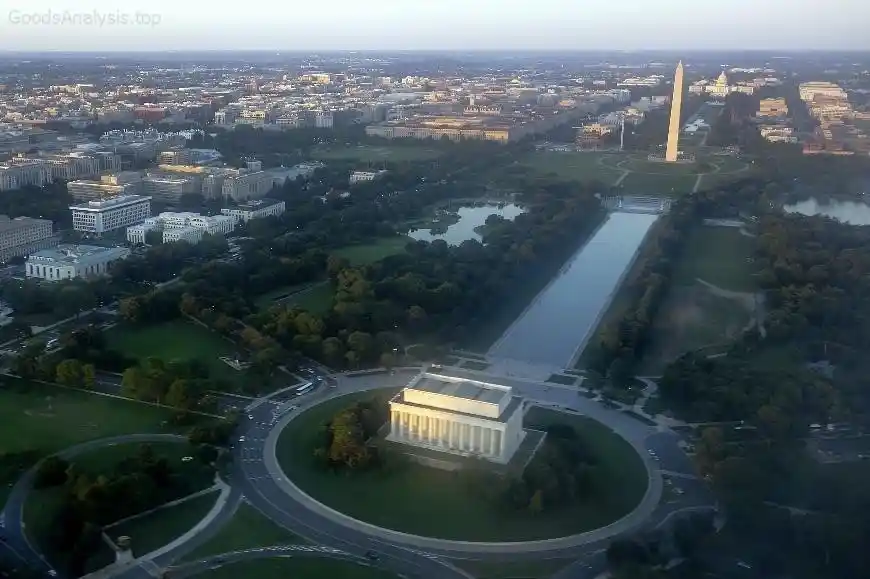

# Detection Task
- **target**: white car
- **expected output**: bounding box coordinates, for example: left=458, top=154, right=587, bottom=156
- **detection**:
left=238, top=436, right=246, bottom=442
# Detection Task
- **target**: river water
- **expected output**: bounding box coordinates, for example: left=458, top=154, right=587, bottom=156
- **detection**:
left=783, top=198, right=870, bottom=226
left=408, top=203, right=524, bottom=245
left=487, top=211, right=659, bottom=369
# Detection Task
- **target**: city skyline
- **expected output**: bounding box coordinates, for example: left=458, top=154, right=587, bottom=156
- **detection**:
left=2, top=0, right=870, bottom=52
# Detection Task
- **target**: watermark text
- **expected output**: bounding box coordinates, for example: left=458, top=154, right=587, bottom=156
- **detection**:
left=8, top=9, right=161, bottom=27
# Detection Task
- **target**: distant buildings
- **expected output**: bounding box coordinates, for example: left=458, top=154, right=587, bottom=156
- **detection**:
left=0, top=151, right=120, bottom=192
left=126, top=211, right=235, bottom=245
left=0, top=216, right=57, bottom=263
left=26, top=244, right=130, bottom=281
left=757, top=98, right=789, bottom=120
left=220, top=199, right=285, bottom=223
left=350, top=170, right=389, bottom=185
left=70, top=195, right=152, bottom=235
left=688, top=71, right=755, bottom=97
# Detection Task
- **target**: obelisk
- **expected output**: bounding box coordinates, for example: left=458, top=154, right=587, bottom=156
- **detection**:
left=665, top=61, right=684, bottom=162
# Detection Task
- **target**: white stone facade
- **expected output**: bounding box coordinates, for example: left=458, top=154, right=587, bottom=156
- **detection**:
left=70, top=195, right=152, bottom=235
left=220, top=199, right=285, bottom=222
left=26, top=244, right=130, bottom=281
left=387, top=370, right=525, bottom=464
left=126, top=211, right=235, bottom=245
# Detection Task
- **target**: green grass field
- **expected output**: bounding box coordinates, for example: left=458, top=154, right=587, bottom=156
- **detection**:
left=195, top=558, right=395, bottom=579
left=314, top=145, right=442, bottom=163
left=520, top=151, right=622, bottom=184
left=671, top=226, right=756, bottom=291
left=182, top=503, right=302, bottom=562
left=332, top=236, right=412, bottom=266
left=108, top=490, right=218, bottom=557
left=106, top=320, right=291, bottom=395
left=276, top=390, right=647, bottom=541
left=639, top=225, right=757, bottom=372
left=0, top=381, right=183, bottom=456
left=616, top=171, right=699, bottom=196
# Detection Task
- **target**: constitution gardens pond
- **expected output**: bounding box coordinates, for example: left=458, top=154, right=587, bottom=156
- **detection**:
left=407, top=202, right=523, bottom=245
left=783, top=197, right=870, bottom=225
left=275, top=389, right=647, bottom=542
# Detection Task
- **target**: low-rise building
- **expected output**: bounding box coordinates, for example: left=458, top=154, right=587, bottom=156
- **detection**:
left=70, top=195, right=152, bottom=235
left=0, top=215, right=57, bottom=263
left=26, top=244, right=130, bottom=281
left=220, top=199, right=285, bottom=222
left=126, top=211, right=235, bottom=245
left=67, top=180, right=136, bottom=202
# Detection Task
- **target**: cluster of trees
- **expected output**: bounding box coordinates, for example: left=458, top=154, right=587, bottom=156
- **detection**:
left=0, top=180, right=72, bottom=227
left=459, top=423, right=603, bottom=516
left=604, top=512, right=716, bottom=579
left=312, top=400, right=389, bottom=471
left=249, top=179, right=604, bottom=366
left=120, top=357, right=218, bottom=413
left=33, top=443, right=213, bottom=575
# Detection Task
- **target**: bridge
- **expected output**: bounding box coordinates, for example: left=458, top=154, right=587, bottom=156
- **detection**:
left=602, top=195, right=672, bottom=214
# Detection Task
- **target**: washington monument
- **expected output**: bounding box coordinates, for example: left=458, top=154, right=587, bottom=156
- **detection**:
left=665, top=61, right=684, bottom=162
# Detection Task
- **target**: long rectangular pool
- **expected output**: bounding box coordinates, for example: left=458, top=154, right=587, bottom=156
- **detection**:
left=487, top=211, right=659, bottom=368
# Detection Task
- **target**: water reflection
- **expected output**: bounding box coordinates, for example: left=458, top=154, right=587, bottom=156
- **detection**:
left=784, top=198, right=870, bottom=226
left=488, top=212, right=659, bottom=368
left=408, top=203, right=524, bottom=245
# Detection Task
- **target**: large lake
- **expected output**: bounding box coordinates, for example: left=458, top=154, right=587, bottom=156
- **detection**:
left=408, top=203, right=524, bottom=245
left=487, top=211, right=659, bottom=368
left=783, top=198, right=870, bottom=226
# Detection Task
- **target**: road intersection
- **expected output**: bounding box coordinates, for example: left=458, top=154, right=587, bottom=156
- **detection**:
left=1, top=366, right=714, bottom=579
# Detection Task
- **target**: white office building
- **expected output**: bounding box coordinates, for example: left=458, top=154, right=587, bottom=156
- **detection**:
left=220, top=199, right=285, bottom=222
left=26, top=245, right=130, bottom=281
left=127, top=211, right=235, bottom=245
left=70, top=195, right=152, bottom=235
left=387, top=369, right=526, bottom=464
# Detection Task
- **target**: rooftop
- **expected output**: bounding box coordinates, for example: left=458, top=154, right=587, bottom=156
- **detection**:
left=70, top=194, right=151, bottom=211
left=28, top=244, right=128, bottom=264
left=234, top=198, right=284, bottom=210
left=412, top=375, right=506, bottom=405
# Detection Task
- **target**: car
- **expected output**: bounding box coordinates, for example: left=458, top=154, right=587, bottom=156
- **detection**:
left=365, top=550, right=380, bottom=561
left=181, top=456, right=193, bottom=462
left=238, top=436, right=246, bottom=442
left=248, top=414, right=254, bottom=419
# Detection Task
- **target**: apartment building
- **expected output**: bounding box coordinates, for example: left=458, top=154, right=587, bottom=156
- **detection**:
left=0, top=215, right=57, bottom=262
left=220, top=199, right=285, bottom=222
left=70, top=195, right=152, bottom=235
left=26, top=244, right=130, bottom=281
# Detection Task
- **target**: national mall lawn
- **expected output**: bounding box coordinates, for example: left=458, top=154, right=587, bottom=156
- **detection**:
left=276, top=390, right=648, bottom=542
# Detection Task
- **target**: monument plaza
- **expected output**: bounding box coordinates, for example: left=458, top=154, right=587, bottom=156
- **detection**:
left=387, top=369, right=526, bottom=464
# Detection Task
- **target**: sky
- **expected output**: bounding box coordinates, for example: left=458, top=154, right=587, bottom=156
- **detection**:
left=1, top=0, right=868, bottom=52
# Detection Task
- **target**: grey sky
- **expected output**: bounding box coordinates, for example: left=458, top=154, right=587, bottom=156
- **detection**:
left=1, top=0, right=868, bottom=51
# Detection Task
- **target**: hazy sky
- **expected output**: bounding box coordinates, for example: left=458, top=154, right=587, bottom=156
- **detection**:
left=1, top=0, right=868, bottom=52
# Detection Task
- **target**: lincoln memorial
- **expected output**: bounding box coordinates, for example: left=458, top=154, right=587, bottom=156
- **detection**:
left=387, top=369, right=526, bottom=464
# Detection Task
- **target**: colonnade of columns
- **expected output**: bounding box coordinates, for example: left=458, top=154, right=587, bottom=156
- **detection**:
left=390, top=409, right=503, bottom=458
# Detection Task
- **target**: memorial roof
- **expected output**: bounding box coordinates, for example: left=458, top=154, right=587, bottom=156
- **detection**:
left=413, top=376, right=506, bottom=404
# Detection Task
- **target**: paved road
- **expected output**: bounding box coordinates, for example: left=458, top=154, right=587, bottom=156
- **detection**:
left=1, top=434, right=189, bottom=578
left=166, top=545, right=384, bottom=578
left=234, top=369, right=712, bottom=574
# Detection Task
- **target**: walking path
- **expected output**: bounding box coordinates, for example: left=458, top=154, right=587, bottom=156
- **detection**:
left=613, top=170, right=630, bottom=186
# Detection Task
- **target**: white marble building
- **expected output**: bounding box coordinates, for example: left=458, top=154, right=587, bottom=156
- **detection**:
left=387, top=370, right=526, bottom=464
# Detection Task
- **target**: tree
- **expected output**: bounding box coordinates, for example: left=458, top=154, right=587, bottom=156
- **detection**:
left=165, top=379, right=190, bottom=410
left=121, top=366, right=147, bottom=399
left=528, top=489, right=544, bottom=514
left=82, top=364, right=96, bottom=389
left=55, top=359, right=84, bottom=387
left=33, top=455, right=69, bottom=489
